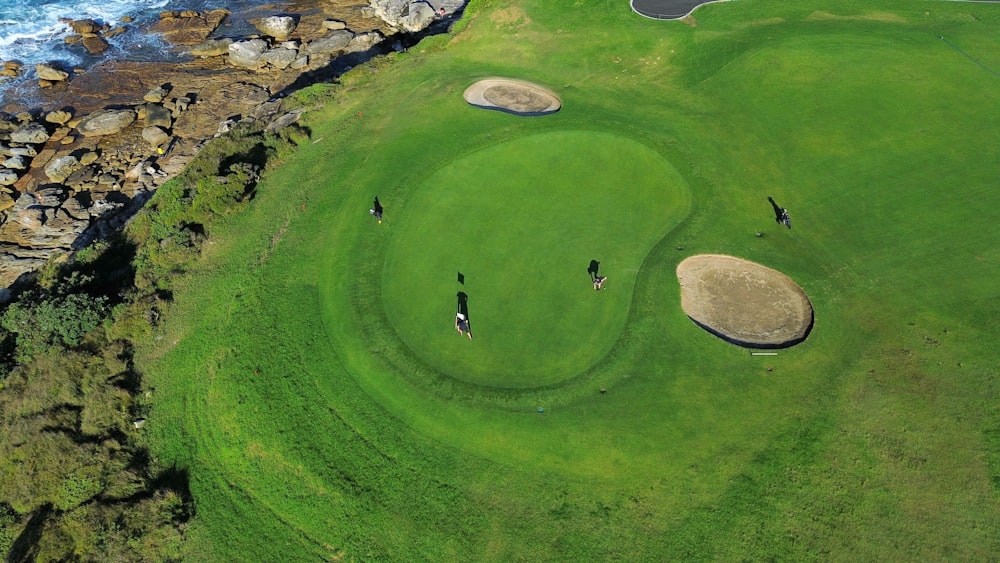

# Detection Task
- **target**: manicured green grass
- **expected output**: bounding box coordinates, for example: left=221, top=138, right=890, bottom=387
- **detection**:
left=139, top=0, right=1000, bottom=560
left=383, top=130, right=689, bottom=387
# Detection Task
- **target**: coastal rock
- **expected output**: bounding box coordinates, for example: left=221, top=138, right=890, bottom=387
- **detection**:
left=0, top=169, right=18, bottom=186
left=62, top=196, right=90, bottom=221
left=142, top=126, right=170, bottom=147
left=35, top=63, right=69, bottom=82
left=0, top=120, right=17, bottom=138
left=346, top=31, right=384, bottom=54
left=65, top=164, right=96, bottom=187
left=369, top=0, right=438, bottom=33
left=11, top=123, right=51, bottom=145
left=45, top=110, right=73, bottom=125
left=143, top=86, right=169, bottom=103
left=151, top=9, right=229, bottom=45
left=172, top=82, right=270, bottom=141
left=10, top=205, right=91, bottom=249
left=8, top=146, right=37, bottom=158
left=83, top=36, right=111, bottom=55
left=191, top=38, right=233, bottom=57
left=12, top=208, right=45, bottom=229
left=0, top=0, right=465, bottom=289
left=304, top=30, right=354, bottom=55
left=228, top=39, right=269, bottom=69
left=24, top=186, right=68, bottom=209
left=266, top=110, right=303, bottom=133
left=2, top=156, right=26, bottom=170
left=76, top=109, right=136, bottom=136
left=142, top=104, right=173, bottom=129
left=260, top=47, right=299, bottom=70
left=69, top=19, right=101, bottom=35
left=79, top=151, right=98, bottom=166
left=44, top=155, right=81, bottom=183
left=255, top=16, right=297, bottom=41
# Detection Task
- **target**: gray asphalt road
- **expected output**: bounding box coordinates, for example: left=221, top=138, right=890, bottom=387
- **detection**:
left=631, top=0, right=724, bottom=19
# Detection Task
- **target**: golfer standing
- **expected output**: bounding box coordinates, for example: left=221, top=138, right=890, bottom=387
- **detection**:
left=455, top=312, right=472, bottom=340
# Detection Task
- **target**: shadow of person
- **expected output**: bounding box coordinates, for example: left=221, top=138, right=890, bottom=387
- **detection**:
left=457, top=291, right=470, bottom=319
left=587, top=259, right=600, bottom=281
left=768, top=196, right=785, bottom=223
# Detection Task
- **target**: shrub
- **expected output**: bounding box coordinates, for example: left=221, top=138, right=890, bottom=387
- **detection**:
left=1, top=293, right=108, bottom=362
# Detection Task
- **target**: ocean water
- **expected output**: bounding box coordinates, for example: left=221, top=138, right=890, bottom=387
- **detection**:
left=0, top=0, right=274, bottom=107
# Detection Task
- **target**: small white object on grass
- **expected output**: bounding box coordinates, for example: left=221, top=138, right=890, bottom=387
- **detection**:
left=751, top=352, right=778, bottom=356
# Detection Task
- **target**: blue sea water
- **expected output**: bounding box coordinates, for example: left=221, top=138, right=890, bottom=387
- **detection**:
left=0, top=0, right=274, bottom=107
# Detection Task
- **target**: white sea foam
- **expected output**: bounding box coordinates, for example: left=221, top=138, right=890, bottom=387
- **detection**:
left=0, top=0, right=270, bottom=107
left=0, top=0, right=168, bottom=66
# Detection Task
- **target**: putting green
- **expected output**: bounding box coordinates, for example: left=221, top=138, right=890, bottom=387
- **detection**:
left=383, top=130, right=690, bottom=388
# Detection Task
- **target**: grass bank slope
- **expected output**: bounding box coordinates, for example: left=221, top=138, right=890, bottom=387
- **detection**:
left=141, top=0, right=1000, bottom=559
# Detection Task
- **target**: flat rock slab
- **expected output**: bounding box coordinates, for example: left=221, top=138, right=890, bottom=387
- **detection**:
left=463, top=78, right=561, bottom=116
left=676, top=254, right=813, bottom=348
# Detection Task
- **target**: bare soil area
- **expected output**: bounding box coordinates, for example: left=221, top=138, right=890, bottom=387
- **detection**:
left=463, top=78, right=561, bottom=115
left=676, top=254, right=813, bottom=348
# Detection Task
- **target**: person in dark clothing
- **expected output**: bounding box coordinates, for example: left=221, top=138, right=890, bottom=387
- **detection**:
left=370, top=196, right=383, bottom=223
left=588, top=259, right=607, bottom=289
left=455, top=292, right=472, bottom=340
left=587, top=259, right=600, bottom=281
left=768, top=196, right=791, bottom=229
left=455, top=313, right=472, bottom=340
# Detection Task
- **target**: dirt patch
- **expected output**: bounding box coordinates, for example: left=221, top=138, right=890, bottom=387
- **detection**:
left=489, top=7, right=531, bottom=28
left=806, top=11, right=907, bottom=24
left=676, top=254, right=813, bottom=348
left=463, top=78, right=561, bottom=116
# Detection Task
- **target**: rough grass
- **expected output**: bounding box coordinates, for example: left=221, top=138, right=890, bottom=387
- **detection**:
left=139, top=0, right=1000, bottom=560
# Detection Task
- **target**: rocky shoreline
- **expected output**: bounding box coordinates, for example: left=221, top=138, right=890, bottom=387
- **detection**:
left=0, top=0, right=465, bottom=294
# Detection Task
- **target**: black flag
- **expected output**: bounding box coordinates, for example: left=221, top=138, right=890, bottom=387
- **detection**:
left=457, top=272, right=465, bottom=285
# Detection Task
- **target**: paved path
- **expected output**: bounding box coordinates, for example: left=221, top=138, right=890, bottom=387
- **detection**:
left=632, top=0, right=1000, bottom=20
left=631, top=0, right=730, bottom=20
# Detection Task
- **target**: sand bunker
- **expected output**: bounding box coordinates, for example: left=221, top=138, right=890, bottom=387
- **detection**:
left=676, top=254, right=813, bottom=348
left=463, top=78, right=562, bottom=116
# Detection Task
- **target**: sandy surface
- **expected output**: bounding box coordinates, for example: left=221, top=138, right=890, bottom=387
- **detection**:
left=676, top=254, right=813, bottom=348
left=463, top=78, right=561, bottom=115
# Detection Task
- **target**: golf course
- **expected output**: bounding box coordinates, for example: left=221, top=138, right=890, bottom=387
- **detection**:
left=139, top=0, right=1000, bottom=559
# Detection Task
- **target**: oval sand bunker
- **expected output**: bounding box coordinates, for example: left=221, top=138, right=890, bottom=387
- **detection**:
left=463, top=78, right=561, bottom=115
left=676, top=254, right=813, bottom=348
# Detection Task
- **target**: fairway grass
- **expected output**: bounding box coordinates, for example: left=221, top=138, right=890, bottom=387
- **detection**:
left=140, top=0, right=1000, bottom=560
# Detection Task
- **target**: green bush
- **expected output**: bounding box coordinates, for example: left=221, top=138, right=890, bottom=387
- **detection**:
left=1, top=293, right=108, bottom=362
left=56, top=468, right=105, bottom=511
left=0, top=504, right=17, bottom=556
left=127, top=126, right=300, bottom=291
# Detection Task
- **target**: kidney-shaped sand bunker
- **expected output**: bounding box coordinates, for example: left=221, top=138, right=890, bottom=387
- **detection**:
left=463, top=78, right=562, bottom=116
left=676, top=254, right=813, bottom=348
